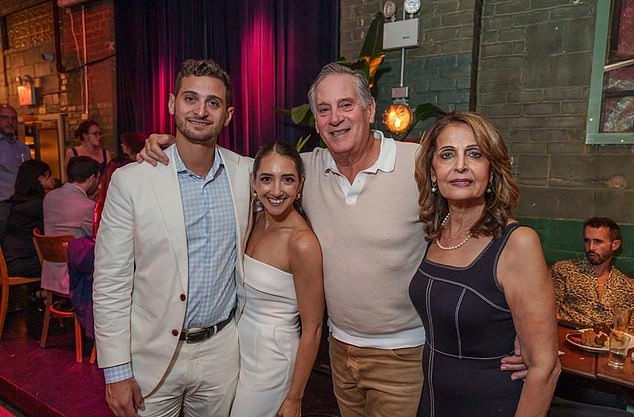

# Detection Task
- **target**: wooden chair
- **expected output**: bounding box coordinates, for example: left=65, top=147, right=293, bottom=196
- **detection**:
left=0, top=247, right=41, bottom=339
left=32, top=228, right=94, bottom=363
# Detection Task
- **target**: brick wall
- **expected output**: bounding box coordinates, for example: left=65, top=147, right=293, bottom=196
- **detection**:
left=340, top=0, right=476, bottom=139
left=0, top=0, right=48, bottom=113
left=520, top=217, right=634, bottom=276
left=1, top=3, right=56, bottom=111
left=3, top=1, right=630, bottom=226
left=59, top=0, right=116, bottom=151
left=0, top=0, right=116, bottom=153
left=340, top=0, right=634, bottom=225
left=478, top=0, right=633, bottom=224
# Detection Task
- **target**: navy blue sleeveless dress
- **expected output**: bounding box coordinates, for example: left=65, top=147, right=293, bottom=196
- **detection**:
left=71, top=147, right=107, bottom=175
left=409, top=223, right=523, bottom=417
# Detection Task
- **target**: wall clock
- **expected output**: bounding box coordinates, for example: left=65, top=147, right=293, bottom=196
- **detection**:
left=404, top=0, right=421, bottom=15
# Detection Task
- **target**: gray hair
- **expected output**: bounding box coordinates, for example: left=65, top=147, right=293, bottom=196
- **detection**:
left=307, top=63, right=372, bottom=114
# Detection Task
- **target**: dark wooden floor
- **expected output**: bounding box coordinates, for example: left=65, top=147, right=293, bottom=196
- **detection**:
left=0, top=307, right=340, bottom=417
left=5, top=306, right=634, bottom=417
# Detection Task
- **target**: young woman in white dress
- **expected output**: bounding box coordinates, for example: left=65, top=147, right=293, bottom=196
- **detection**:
left=230, top=142, right=324, bottom=417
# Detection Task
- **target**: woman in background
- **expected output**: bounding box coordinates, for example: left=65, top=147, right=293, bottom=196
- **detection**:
left=409, top=112, right=559, bottom=417
left=2, top=159, right=55, bottom=277
left=230, top=142, right=324, bottom=417
left=64, top=120, right=111, bottom=176
left=119, top=131, right=146, bottom=161
left=93, top=157, right=133, bottom=235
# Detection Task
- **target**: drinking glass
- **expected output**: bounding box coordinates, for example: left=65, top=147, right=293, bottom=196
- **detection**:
left=607, top=331, right=631, bottom=369
left=612, top=307, right=632, bottom=331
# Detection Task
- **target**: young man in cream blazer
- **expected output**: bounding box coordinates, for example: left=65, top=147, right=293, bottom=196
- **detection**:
left=93, top=59, right=251, bottom=417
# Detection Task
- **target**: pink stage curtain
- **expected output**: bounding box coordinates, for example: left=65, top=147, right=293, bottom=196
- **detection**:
left=115, top=0, right=339, bottom=156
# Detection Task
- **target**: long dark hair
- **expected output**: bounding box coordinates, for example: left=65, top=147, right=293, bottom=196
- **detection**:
left=11, top=159, right=50, bottom=201
left=252, top=141, right=306, bottom=218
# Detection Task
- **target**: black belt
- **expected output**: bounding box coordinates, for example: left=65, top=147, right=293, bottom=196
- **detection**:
left=179, top=309, right=235, bottom=344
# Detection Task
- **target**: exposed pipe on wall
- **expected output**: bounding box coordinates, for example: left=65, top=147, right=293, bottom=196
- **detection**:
left=68, top=6, right=85, bottom=113
left=53, top=0, right=115, bottom=75
left=52, top=0, right=67, bottom=74
left=469, top=0, right=484, bottom=111
left=81, top=4, right=88, bottom=115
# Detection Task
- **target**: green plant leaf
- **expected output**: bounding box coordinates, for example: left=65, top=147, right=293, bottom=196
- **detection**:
left=276, top=104, right=314, bottom=128
left=360, top=12, right=385, bottom=58
left=412, top=103, right=447, bottom=121
left=296, top=134, right=312, bottom=152
left=397, top=103, right=447, bottom=139
left=277, top=11, right=446, bottom=146
left=290, top=103, right=314, bottom=126
left=340, top=53, right=385, bottom=88
left=342, top=12, right=386, bottom=88
left=363, top=54, right=385, bottom=88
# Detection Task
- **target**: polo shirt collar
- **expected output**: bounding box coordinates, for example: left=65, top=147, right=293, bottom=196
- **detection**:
left=322, top=129, right=396, bottom=175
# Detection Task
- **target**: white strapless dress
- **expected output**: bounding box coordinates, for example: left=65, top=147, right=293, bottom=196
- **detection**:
left=230, top=254, right=299, bottom=417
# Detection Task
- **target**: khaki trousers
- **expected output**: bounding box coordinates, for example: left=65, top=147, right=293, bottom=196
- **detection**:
left=329, top=335, right=423, bottom=417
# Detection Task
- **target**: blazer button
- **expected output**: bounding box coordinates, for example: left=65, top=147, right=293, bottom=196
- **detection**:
left=171, top=329, right=179, bottom=337
left=180, top=293, right=186, bottom=301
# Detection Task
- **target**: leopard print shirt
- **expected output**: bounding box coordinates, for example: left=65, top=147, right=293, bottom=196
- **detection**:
left=552, top=257, right=634, bottom=327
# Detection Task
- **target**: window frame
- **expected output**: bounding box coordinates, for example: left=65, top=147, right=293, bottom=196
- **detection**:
left=586, top=0, right=634, bottom=144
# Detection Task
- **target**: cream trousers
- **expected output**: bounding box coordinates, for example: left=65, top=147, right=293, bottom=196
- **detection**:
left=140, top=319, right=239, bottom=417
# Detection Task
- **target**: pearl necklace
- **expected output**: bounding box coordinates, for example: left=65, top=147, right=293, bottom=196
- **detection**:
left=435, top=213, right=472, bottom=251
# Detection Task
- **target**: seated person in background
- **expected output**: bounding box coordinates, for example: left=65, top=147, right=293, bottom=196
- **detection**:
left=42, top=156, right=99, bottom=294
left=552, top=217, right=634, bottom=326
left=45, top=177, right=62, bottom=193
left=67, top=157, right=133, bottom=345
left=119, top=131, right=145, bottom=161
left=2, top=159, right=55, bottom=277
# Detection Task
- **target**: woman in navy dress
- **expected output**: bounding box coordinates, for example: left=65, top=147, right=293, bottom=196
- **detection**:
left=409, top=112, right=560, bottom=417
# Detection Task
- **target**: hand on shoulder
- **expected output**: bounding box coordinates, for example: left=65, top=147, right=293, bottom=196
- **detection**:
left=137, top=134, right=174, bottom=166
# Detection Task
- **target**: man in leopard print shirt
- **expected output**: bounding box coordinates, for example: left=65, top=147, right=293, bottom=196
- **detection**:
left=552, top=217, right=633, bottom=327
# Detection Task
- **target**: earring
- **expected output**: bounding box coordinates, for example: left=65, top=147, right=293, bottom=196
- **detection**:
left=431, top=182, right=438, bottom=193
left=486, top=174, right=494, bottom=194
left=252, top=190, right=258, bottom=198
left=296, top=192, right=301, bottom=200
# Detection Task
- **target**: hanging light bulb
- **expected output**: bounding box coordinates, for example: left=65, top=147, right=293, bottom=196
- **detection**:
left=384, top=100, right=413, bottom=135
left=381, top=2, right=420, bottom=137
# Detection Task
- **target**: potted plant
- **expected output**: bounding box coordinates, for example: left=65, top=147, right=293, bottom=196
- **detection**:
left=279, top=12, right=446, bottom=150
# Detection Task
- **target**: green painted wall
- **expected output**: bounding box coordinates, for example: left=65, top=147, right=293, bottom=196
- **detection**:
left=519, top=216, right=634, bottom=276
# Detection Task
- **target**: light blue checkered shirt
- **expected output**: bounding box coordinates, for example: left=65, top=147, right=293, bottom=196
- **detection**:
left=103, top=146, right=238, bottom=384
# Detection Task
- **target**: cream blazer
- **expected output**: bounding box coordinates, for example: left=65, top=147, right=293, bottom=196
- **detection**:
left=93, top=144, right=251, bottom=396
